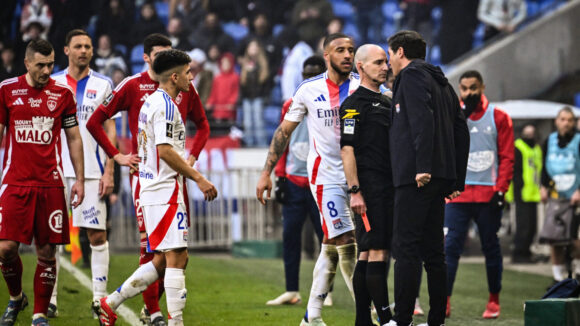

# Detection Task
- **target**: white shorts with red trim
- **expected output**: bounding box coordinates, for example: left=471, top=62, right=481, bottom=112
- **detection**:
left=66, top=178, right=107, bottom=230
left=309, top=183, right=354, bottom=239
left=143, top=202, right=189, bottom=252
left=130, top=172, right=146, bottom=232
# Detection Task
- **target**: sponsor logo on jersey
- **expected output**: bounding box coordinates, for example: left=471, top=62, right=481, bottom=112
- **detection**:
left=139, top=84, right=156, bottom=91
left=140, top=94, right=149, bottom=102
left=82, top=206, right=100, bottom=224
left=341, top=109, right=359, bottom=120
left=45, top=90, right=62, bottom=100
left=86, top=89, right=97, bottom=99
left=47, top=100, right=57, bottom=111
left=12, top=97, right=24, bottom=106
left=15, top=116, right=55, bottom=144
left=12, top=89, right=27, bottom=96
left=139, top=171, right=154, bottom=180
left=28, top=98, right=42, bottom=108
left=332, top=219, right=343, bottom=230
left=314, top=94, right=326, bottom=102
left=49, top=209, right=64, bottom=234
left=343, top=119, right=355, bottom=134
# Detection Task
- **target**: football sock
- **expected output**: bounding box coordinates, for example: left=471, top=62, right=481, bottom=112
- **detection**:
left=34, top=258, right=56, bottom=315
left=50, top=249, right=59, bottom=306
left=0, top=255, right=23, bottom=299
left=489, top=292, right=499, bottom=304
left=91, top=242, right=110, bottom=300
left=337, top=243, right=356, bottom=300
left=108, top=261, right=158, bottom=310
left=140, top=237, right=161, bottom=314
left=306, top=244, right=338, bottom=321
left=367, top=261, right=392, bottom=323
left=165, top=268, right=186, bottom=325
left=552, top=264, right=566, bottom=281
left=353, top=260, right=372, bottom=326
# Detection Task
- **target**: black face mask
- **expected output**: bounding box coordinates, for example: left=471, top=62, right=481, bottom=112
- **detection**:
left=462, top=93, right=481, bottom=118
left=522, top=137, right=536, bottom=147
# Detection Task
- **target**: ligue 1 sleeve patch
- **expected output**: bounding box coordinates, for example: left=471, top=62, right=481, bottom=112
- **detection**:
left=342, top=109, right=360, bottom=120
left=102, top=93, right=114, bottom=106
left=344, top=119, right=355, bottom=134
left=166, top=123, right=173, bottom=137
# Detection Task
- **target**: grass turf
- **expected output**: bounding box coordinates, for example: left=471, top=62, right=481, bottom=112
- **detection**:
left=0, top=253, right=552, bottom=325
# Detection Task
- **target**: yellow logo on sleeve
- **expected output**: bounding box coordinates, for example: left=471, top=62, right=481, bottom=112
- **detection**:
left=342, top=109, right=360, bottom=120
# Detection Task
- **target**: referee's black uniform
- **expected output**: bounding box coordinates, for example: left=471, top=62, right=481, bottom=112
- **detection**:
left=340, top=86, right=394, bottom=251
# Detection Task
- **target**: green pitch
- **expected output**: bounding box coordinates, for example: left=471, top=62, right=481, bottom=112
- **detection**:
left=0, top=253, right=551, bottom=325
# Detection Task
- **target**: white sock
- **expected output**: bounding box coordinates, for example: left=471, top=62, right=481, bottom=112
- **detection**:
left=107, top=261, right=158, bottom=310
left=91, top=242, right=110, bottom=300
left=336, top=243, right=356, bottom=301
left=307, top=244, right=338, bottom=321
left=552, top=264, right=567, bottom=281
left=165, top=268, right=186, bottom=326
left=50, top=248, right=60, bottom=305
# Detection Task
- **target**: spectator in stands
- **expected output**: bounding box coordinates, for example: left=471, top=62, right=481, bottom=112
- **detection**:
left=192, top=12, right=235, bottom=54
left=327, top=16, right=344, bottom=36
left=350, top=0, right=383, bottom=44
left=20, top=0, right=52, bottom=41
left=130, top=1, right=166, bottom=48
left=168, top=0, right=207, bottom=36
left=205, top=43, right=222, bottom=76
left=0, top=0, right=17, bottom=43
left=0, top=45, right=21, bottom=81
left=96, top=0, right=133, bottom=48
left=167, top=17, right=194, bottom=51
left=478, top=0, right=527, bottom=41
left=509, top=124, right=542, bottom=264
left=111, top=67, right=126, bottom=87
left=439, top=0, right=479, bottom=64
left=188, top=48, right=213, bottom=107
left=206, top=53, right=239, bottom=124
left=240, top=39, right=270, bottom=147
left=400, top=0, right=434, bottom=46
left=280, top=40, right=313, bottom=101
left=93, top=34, right=128, bottom=79
left=291, top=0, right=334, bottom=47
left=202, top=0, right=245, bottom=23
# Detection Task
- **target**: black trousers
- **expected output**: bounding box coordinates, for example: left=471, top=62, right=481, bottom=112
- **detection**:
left=393, top=179, right=448, bottom=326
left=512, top=201, right=538, bottom=258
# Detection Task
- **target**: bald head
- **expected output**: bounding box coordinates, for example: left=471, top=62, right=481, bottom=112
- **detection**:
left=355, top=44, right=388, bottom=90
left=355, top=44, right=385, bottom=66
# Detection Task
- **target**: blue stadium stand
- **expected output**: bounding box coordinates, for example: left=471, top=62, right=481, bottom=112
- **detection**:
left=155, top=1, right=169, bottom=26
left=130, top=44, right=145, bottom=75
left=223, top=22, right=248, bottom=42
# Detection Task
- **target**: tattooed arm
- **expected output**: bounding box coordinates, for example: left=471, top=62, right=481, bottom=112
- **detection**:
left=256, top=120, right=299, bottom=204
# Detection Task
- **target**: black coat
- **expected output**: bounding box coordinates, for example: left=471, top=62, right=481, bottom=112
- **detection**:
left=389, top=60, right=469, bottom=191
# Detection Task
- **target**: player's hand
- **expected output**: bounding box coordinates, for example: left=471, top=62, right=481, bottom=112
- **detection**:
left=187, top=155, right=197, bottom=167
left=571, top=190, right=580, bottom=206
left=197, top=177, right=218, bottom=201
left=256, top=172, right=272, bottom=205
left=70, top=179, right=85, bottom=209
left=99, top=171, right=114, bottom=198
left=350, top=192, right=367, bottom=215
left=416, top=173, right=431, bottom=188
left=540, top=186, right=549, bottom=203
left=113, top=153, right=141, bottom=171
left=446, top=191, right=461, bottom=200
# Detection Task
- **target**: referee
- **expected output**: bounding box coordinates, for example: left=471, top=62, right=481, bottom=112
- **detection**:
left=340, top=44, right=393, bottom=326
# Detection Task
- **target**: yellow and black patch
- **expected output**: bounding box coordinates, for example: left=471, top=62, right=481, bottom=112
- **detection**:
left=342, top=109, right=360, bottom=120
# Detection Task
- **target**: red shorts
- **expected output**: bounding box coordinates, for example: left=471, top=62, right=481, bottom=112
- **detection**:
left=0, top=185, right=69, bottom=245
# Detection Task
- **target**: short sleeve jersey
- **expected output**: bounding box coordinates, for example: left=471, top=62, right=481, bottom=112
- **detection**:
left=0, top=75, right=77, bottom=187
left=53, top=69, right=114, bottom=178
left=98, top=72, right=205, bottom=154
left=138, top=89, right=186, bottom=206
left=284, top=72, right=360, bottom=185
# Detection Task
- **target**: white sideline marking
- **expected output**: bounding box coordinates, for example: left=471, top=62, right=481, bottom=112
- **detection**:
left=60, top=258, right=141, bottom=325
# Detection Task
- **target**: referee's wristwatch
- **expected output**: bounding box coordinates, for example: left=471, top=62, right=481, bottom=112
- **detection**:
left=347, top=185, right=360, bottom=194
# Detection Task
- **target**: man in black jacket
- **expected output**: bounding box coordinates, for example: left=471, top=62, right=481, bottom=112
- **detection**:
left=385, top=30, right=470, bottom=326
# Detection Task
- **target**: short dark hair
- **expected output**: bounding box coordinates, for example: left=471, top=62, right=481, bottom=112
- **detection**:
left=26, top=39, right=53, bottom=58
left=557, top=106, right=576, bottom=119
left=143, top=33, right=171, bottom=56
left=387, top=30, right=426, bottom=60
left=303, top=55, right=326, bottom=71
left=65, top=29, right=90, bottom=46
left=323, top=32, right=352, bottom=49
left=459, top=70, right=484, bottom=84
left=152, top=49, right=191, bottom=75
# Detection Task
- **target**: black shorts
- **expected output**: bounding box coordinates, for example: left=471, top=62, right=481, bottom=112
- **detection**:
left=355, top=175, right=394, bottom=251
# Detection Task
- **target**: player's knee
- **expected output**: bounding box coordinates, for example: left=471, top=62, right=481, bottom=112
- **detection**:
left=334, top=231, right=356, bottom=246
left=368, top=249, right=387, bottom=262
left=0, top=241, right=19, bottom=261
left=36, top=244, right=57, bottom=260
left=86, top=228, right=107, bottom=246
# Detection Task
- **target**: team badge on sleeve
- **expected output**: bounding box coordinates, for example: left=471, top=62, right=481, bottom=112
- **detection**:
left=344, top=119, right=355, bottom=134
left=166, top=123, right=173, bottom=137
left=102, top=93, right=114, bottom=106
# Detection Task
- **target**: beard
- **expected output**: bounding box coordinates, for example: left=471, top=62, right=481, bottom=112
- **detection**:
left=462, top=93, right=481, bottom=118
left=330, top=60, right=351, bottom=77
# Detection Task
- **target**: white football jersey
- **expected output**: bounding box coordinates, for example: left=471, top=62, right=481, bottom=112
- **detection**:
left=138, top=89, right=186, bottom=206
left=284, top=71, right=360, bottom=185
left=53, top=69, right=117, bottom=179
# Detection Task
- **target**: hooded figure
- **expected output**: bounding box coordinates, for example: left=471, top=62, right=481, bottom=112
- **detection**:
left=206, top=52, right=239, bottom=122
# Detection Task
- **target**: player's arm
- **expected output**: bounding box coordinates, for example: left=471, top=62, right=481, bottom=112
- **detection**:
left=186, top=85, right=210, bottom=166
left=99, top=118, right=117, bottom=198
left=340, top=101, right=365, bottom=214
left=64, top=124, right=85, bottom=208
left=494, top=109, right=515, bottom=193
left=157, top=144, right=217, bottom=201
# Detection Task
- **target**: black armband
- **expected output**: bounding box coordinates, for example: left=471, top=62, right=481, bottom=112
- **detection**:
left=62, top=114, right=79, bottom=128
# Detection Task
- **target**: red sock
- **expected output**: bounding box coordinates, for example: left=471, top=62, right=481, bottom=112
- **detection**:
left=140, top=238, right=160, bottom=314
left=0, top=255, right=23, bottom=297
left=489, top=292, right=499, bottom=304
left=33, top=258, right=56, bottom=315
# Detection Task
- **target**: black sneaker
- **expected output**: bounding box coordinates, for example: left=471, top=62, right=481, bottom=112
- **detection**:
left=31, top=315, right=50, bottom=326
left=47, top=303, right=58, bottom=318
left=0, top=293, right=29, bottom=326
left=151, top=316, right=167, bottom=326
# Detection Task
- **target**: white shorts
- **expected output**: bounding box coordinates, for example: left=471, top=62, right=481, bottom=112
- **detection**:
left=143, top=202, right=189, bottom=252
left=66, top=178, right=107, bottom=230
left=310, top=183, right=354, bottom=239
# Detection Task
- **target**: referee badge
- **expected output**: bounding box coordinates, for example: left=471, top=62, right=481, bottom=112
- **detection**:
left=344, top=119, right=355, bottom=134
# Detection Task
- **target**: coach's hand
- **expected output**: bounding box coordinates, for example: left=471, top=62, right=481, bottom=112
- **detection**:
left=416, top=173, right=431, bottom=188
left=113, top=152, right=141, bottom=171
left=256, top=172, right=272, bottom=205
left=197, top=177, right=217, bottom=201
left=70, top=179, right=85, bottom=209
left=571, top=189, right=580, bottom=206
left=447, top=191, right=461, bottom=200
left=350, top=192, right=367, bottom=215
left=99, top=170, right=114, bottom=198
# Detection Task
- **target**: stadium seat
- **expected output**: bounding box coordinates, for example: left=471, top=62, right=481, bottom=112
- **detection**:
left=115, top=44, right=128, bottom=57
left=331, top=0, right=355, bottom=19
left=382, top=2, right=401, bottom=23
left=130, top=44, right=145, bottom=74
left=155, top=1, right=169, bottom=26
left=574, top=92, right=580, bottom=108
left=263, top=105, right=281, bottom=126
left=223, top=22, right=248, bottom=42
left=343, top=22, right=361, bottom=44
left=272, top=24, right=285, bottom=37
left=472, top=23, right=486, bottom=49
